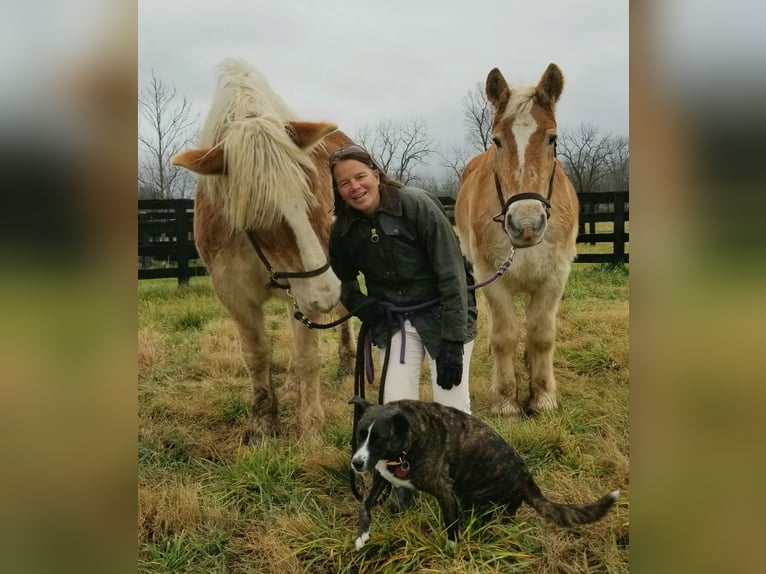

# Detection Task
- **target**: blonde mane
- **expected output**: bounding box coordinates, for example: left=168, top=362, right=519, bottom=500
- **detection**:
left=500, top=85, right=538, bottom=122
left=198, top=58, right=317, bottom=231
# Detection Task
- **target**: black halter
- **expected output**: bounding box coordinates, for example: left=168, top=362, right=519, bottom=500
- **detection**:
left=246, top=230, right=331, bottom=290
left=492, top=145, right=558, bottom=225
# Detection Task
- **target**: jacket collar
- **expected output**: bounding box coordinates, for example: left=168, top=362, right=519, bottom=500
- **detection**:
left=337, top=185, right=402, bottom=236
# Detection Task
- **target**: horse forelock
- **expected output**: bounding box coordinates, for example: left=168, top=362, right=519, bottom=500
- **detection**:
left=498, top=85, right=537, bottom=125
left=198, top=59, right=318, bottom=232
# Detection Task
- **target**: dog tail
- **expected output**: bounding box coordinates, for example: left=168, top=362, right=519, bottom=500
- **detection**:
left=523, top=479, right=619, bottom=527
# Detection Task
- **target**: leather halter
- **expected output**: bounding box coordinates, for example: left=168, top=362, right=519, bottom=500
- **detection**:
left=492, top=144, right=558, bottom=225
left=246, top=230, right=331, bottom=290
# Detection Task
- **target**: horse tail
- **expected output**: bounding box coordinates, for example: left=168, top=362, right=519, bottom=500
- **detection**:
left=522, top=478, right=619, bottom=527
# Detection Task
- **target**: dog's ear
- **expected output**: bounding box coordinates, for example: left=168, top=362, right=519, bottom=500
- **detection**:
left=390, top=411, right=412, bottom=442
left=348, top=396, right=373, bottom=412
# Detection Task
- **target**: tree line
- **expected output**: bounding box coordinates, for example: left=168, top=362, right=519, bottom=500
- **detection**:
left=138, top=73, right=628, bottom=200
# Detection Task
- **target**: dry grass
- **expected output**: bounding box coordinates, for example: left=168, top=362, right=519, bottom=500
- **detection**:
left=138, top=263, right=629, bottom=573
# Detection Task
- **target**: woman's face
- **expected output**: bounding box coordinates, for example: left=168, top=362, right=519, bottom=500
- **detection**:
left=333, top=159, right=381, bottom=217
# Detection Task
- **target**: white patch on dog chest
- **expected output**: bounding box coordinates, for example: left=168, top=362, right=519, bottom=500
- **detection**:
left=375, top=460, right=415, bottom=490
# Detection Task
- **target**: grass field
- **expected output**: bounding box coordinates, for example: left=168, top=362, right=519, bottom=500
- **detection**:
left=138, top=262, right=629, bottom=573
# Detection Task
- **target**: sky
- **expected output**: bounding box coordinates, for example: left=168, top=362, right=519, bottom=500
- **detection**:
left=138, top=0, right=628, bottom=177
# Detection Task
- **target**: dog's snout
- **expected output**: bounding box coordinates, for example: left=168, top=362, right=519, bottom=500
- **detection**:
left=351, top=457, right=364, bottom=472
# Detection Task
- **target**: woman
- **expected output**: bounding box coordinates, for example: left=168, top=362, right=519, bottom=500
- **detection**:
left=328, top=144, right=477, bottom=414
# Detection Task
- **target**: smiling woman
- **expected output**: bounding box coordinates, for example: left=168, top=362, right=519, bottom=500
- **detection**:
left=328, top=144, right=478, bottom=413
left=330, top=147, right=382, bottom=216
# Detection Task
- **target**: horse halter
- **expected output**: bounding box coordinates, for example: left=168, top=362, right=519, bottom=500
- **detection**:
left=246, top=230, right=331, bottom=290
left=492, top=143, right=557, bottom=226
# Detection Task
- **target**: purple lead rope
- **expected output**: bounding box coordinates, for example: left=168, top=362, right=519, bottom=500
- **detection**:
left=362, top=251, right=514, bottom=384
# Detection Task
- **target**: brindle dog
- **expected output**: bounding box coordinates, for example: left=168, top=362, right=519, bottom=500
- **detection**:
left=349, top=397, right=619, bottom=549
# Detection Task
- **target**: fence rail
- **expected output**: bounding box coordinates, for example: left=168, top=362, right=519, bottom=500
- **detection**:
left=138, top=199, right=205, bottom=284
left=575, top=191, right=629, bottom=264
left=138, top=191, right=628, bottom=283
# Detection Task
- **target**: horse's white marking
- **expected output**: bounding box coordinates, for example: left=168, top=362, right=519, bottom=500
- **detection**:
left=281, top=200, right=340, bottom=311
left=511, top=117, right=536, bottom=177
left=375, top=460, right=415, bottom=490
left=281, top=201, right=325, bottom=270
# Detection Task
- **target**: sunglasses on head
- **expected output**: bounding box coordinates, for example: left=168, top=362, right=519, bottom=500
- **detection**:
left=329, top=144, right=372, bottom=166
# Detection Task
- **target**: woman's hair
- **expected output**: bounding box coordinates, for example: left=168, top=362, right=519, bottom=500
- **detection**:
left=329, top=144, right=402, bottom=216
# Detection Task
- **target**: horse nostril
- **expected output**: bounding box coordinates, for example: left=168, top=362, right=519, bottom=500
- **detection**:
left=505, top=217, right=520, bottom=236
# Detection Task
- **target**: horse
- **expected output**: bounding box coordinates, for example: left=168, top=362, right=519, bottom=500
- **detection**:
left=172, top=58, right=356, bottom=441
left=455, top=63, right=579, bottom=417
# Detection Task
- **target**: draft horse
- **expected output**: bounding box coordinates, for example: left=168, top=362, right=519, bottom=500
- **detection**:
left=455, top=64, right=579, bottom=417
left=173, top=58, right=356, bottom=441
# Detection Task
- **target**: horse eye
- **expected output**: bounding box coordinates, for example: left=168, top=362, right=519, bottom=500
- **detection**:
left=493, top=137, right=502, bottom=149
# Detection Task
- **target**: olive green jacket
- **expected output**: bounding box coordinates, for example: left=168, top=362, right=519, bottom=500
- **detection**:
left=329, top=185, right=477, bottom=358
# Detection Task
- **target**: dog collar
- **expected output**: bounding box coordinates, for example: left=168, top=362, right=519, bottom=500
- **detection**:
left=385, top=451, right=410, bottom=478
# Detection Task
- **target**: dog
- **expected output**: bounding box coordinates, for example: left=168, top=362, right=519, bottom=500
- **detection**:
left=349, top=397, right=619, bottom=549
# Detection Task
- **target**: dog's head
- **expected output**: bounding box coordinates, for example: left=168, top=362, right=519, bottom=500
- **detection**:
left=349, top=396, right=412, bottom=474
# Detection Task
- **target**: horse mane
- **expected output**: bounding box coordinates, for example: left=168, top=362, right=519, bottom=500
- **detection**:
left=198, top=58, right=317, bottom=231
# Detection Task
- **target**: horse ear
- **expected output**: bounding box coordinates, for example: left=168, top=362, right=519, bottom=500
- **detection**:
left=172, top=146, right=225, bottom=175
left=486, top=68, right=511, bottom=114
left=288, top=121, right=338, bottom=150
left=536, top=63, right=564, bottom=107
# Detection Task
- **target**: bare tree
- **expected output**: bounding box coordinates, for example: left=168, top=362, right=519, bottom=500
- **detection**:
left=601, top=134, right=629, bottom=191
left=355, top=117, right=434, bottom=185
left=138, top=70, right=199, bottom=199
left=557, top=122, right=616, bottom=194
left=463, top=81, right=493, bottom=153
left=437, top=144, right=472, bottom=199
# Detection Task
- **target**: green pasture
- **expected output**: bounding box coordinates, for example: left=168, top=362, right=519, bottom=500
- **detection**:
left=138, top=262, right=629, bottom=573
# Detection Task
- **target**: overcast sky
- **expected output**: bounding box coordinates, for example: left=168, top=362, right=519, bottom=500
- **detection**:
left=138, top=0, right=628, bottom=177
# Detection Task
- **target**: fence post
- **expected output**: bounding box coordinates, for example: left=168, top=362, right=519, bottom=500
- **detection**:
left=138, top=211, right=152, bottom=269
left=613, top=193, right=626, bottom=264
left=174, top=200, right=190, bottom=286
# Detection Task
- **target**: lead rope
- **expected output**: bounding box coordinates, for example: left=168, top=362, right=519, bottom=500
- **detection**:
left=347, top=251, right=514, bottom=501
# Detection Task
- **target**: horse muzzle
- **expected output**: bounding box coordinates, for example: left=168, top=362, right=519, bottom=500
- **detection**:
left=501, top=198, right=548, bottom=248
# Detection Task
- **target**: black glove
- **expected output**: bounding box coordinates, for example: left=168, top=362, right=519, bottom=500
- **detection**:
left=436, top=340, right=464, bottom=390
left=352, top=296, right=386, bottom=326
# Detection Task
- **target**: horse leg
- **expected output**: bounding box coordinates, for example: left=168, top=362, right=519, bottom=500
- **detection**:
left=524, top=280, right=564, bottom=413
left=337, top=308, right=356, bottom=378
left=485, top=282, right=524, bottom=417
left=228, top=304, right=281, bottom=442
left=288, top=314, right=325, bottom=440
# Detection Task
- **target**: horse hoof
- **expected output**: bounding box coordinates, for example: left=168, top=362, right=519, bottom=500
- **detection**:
left=338, top=360, right=355, bottom=378
left=491, top=399, right=524, bottom=418
left=244, top=417, right=280, bottom=444
left=527, top=393, right=558, bottom=413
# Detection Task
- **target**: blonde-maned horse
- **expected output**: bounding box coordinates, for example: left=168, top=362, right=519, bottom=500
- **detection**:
left=455, top=64, right=579, bottom=417
left=172, top=58, right=356, bottom=441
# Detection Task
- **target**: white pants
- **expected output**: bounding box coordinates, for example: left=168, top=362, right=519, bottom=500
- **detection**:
left=378, top=320, right=473, bottom=414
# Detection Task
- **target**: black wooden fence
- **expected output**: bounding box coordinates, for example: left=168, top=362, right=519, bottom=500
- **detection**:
left=138, top=199, right=205, bottom=284
left=575, top=191, right=629, bottom=264
left=139, top=191, right=628, bottom=284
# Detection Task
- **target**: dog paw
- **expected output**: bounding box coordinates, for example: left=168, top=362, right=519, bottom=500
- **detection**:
left=355, top=532, right=370, bottom=550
